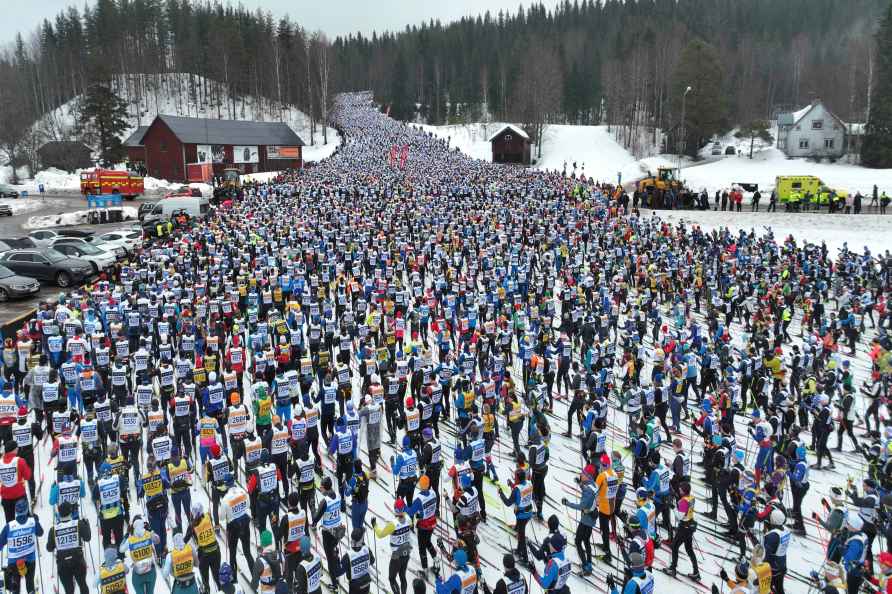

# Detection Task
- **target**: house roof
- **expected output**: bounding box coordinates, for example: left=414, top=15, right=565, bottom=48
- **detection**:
left=154, top=115, right=305, bottom=146
left=487, top=124, right=530, bottom=143
left=38, top=140, right=90, bottom=153
left=123, top=126, right=149, bottom=147
left=779, top=100, right=846, bottom=129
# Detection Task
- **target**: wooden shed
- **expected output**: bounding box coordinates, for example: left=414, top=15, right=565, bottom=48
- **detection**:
left=37, top=141, right=92, bottom=172
left=488, top=124, right=531, bottom=165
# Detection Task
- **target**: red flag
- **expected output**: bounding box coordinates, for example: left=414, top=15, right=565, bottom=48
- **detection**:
left=400, top=145, right=409, bottom=168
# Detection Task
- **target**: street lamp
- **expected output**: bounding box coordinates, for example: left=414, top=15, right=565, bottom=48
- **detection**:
left=680, top=86, right=693, bottom=161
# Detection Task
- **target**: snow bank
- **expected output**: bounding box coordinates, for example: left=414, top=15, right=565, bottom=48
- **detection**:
left=0, top=198, right=66, bottom=216
left=23, top=206, right=138, bottom=230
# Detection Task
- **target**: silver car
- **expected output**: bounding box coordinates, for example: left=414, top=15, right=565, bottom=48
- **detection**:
left=0, top=263, right=39, bottom=301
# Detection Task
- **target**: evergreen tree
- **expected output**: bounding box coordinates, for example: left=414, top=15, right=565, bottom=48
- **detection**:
left=672, top=39, right=729, bottom=157
left=735, top=120, right=774, bottom=158
left=863, top=2, right=892, bottom=168
left=78, top=82, right=128, bottom=166
left=389, top=50, right=413, bottom=121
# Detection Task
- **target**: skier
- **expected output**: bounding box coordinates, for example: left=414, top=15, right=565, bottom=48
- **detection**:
left=407, top=474, right=439, bottom=573
left=372, top=498, right=414, bottom=594
left=0, top=439, right=32, bottom=522
left=311, top=475, right=346, bottom=591
left=122, top=514, right=161, bottom=594
left=560, top=464, right=597, bottom=574
left=434, top=548, right=477, bottom=594
left=661, top=481, right=700, bottom=581
left=294, top=536, right=324, bottom=594
left=481, top=554, right=528, bottom=594
left=185, top=501, right=223, bottom=594
left=391, top=435, right=419, bottom=504
left=762, top=508, right=791, bottom=594
left=164, top=529, right=200, bottom=594
left=530, top=533, right=571, bottom=594
left=607, top=552, right=653, bottom=594
left=137, top=453, right=170, bottom=559
left=0, top=498, right=43, bottom=594
left=96, top=547, right=129, bottom=594
left=220, top=473, right=256, bottom=578
left=251, top=530, right=283, bottom=594
left=279, top=492, right=308, bottom=589
left=336, top=528, right=374, bottom=594
left=46, top=500, right=92, bottom=594
left=93, top=461, right=127, bottom=556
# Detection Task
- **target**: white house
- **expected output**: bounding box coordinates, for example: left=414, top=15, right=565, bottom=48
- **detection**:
left=776, top=99, right=846, bottom=158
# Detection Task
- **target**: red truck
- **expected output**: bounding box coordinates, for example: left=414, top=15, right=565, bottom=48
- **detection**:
left=80, top=168, right=144, bottom=200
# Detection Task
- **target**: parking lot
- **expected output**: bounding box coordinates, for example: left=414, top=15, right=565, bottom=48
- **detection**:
left=0, top=193, right=153, bottom=325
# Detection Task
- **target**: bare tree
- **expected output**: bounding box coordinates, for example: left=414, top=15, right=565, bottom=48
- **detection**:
left=313, top=33, right=331, bottom=144
left=512, top=44, right=563, bottom=159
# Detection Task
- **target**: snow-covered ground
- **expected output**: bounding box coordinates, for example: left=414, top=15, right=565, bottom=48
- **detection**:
left=0, top=197, right=66, bottom=216
left=420, top=120, right=892, bottom=197
left=679, top=146, right=891, bottom=196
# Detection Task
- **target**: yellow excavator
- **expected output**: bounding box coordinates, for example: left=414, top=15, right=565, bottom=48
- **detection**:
left=638, top=167, right=685, bottom=193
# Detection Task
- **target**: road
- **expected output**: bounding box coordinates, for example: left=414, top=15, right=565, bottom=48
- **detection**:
left=0, top=193, right=154, bottom=325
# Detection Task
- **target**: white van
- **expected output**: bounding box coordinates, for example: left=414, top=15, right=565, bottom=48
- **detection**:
left=141, top=197, right=210, bottom=223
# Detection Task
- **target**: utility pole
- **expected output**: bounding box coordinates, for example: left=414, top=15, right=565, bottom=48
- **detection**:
left=679, top=85, right=692, bottom=167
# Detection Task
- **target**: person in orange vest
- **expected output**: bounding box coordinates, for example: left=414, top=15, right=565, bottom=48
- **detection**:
left=0, top=439, right=33, bottom=522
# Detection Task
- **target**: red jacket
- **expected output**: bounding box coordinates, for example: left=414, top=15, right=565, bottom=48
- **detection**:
left=0, top=453, right=32, bottom=500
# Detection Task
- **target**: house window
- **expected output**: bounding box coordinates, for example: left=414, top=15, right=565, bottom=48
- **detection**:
left=160, top=141, right=167, bottom=152
left=812, top=120, right=823, bottom=130
left=799, top=139, right=809, bottom=149
left=824, top=138, right=835, bottom=149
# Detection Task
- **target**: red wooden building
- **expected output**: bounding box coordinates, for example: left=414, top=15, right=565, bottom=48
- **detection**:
left=123, top=126, right=148, bottom=167
left=140, top=114, right=305, bottom=182
left=488, top=124, right=531, bottom=165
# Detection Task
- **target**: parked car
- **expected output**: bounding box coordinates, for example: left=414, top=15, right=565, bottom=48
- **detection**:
left=96, top=229, right=143, bottom=255
left=28, top=229, right=93, bottom=247
left=52, top=242, right=116, bottom=273
left=50, top=236, right=125, bottom=259
left=0, top=184, right=18, bottom=199
left=0, top=205, right=12, bottom=216
left=163, top=186, right=203, bottom=198
left=0, top=248, right=92, bottom=288
left=0, top=264, right=39, bottom=301
left=0, top=237, right=37, bottom=250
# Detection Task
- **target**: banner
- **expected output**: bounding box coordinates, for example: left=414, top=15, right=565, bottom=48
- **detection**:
left=267, top=146, right=301, bottom=160
left=197, top=144, right=226, bottom=164
left=233, top=145, right=259, bottom=164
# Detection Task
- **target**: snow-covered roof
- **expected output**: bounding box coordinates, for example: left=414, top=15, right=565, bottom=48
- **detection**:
left=487, top=124, right=529, bottom=143
left=792, top=104, right=813, bottom=124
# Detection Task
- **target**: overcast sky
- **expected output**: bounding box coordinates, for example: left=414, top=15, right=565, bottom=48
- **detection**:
left=2, top=0, right=563, bottom=46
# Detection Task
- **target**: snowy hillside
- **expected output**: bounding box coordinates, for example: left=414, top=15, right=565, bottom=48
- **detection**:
left=0, top=73, right=341, bottom=190
left=421, top=120, right=892, bottom=195
left=38, top=73, right=339, bottom=157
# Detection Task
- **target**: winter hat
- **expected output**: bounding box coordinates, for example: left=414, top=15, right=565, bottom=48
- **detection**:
left=418, top=475, right=430, bottom=490
left=104, top=548, right=118, bottom=566
left=4, top=440, right=16, bottom=453
left=260, top=530, right=273, bottom=548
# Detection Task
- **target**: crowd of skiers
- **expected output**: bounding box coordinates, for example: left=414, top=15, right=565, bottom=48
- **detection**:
left=1, top=90, right=892, bottom=594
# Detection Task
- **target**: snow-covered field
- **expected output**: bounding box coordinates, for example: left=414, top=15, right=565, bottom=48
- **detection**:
left=421, top=120, right=892, bottom=197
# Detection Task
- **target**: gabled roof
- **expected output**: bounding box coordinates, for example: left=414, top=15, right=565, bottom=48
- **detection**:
left=153, top=114, right=305, bottom=146
left=778, top=100, right=845, bottom=129
left=38, top=140, right=90, bottom=152
left=487, top=124, right=530, bottom=143
left=123, top=126, right=148, bottom=147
